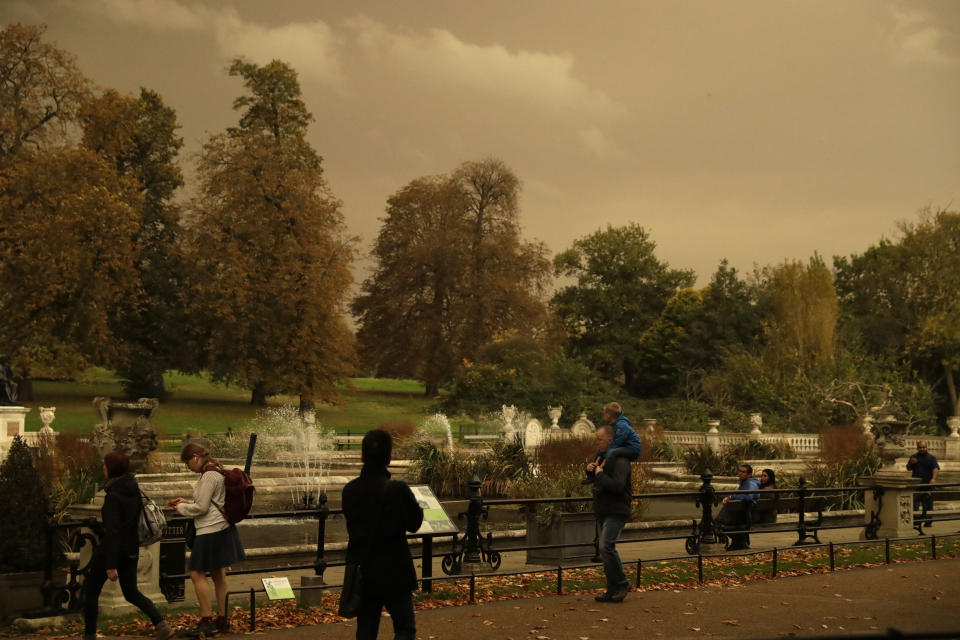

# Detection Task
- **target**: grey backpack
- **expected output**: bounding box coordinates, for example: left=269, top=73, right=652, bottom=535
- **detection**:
left=137, top=490, right=166, bottom=546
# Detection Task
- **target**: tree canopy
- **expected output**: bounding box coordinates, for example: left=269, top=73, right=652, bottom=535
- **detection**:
left=551, top=223, right=695, bottom=390
left=186, top=58, right=356, bottom=408
left=353, top=158, right=551, bottom=396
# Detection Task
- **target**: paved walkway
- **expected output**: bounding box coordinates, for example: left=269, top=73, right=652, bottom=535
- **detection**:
left=240, top=558, right=960, bottom=639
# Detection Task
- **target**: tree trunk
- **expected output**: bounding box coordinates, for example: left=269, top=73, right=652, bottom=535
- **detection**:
left=16, top=377, right=33, bottom=402
left=250, top=382, right=267, bottom=406
left=424, top=379, right=439, bottom=397
left=946, top=365, right=959, bottom=417
left=299, top=394, right=315, bottom=416
left=623, top=357, right=637, bottom=393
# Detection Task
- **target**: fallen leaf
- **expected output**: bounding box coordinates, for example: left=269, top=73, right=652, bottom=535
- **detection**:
left=482, top=620, right=493, bottom=626
left=722, top=620, right=739, bottom=626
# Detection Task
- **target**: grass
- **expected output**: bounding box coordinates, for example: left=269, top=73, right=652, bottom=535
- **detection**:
left=25, top=369, right=442, bottom=438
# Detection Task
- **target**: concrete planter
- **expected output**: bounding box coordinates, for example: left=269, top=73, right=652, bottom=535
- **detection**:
left=525, top=511, right=596, bottom=565
left=0, top=570, right=44, bottom=621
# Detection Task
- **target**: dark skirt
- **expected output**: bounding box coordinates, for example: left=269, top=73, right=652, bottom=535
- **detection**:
left=188, top=525, right=246, bottom=572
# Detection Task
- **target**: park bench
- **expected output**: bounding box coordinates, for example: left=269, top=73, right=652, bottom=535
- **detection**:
left=462, top=434, right=500, bottom=446
left=331, top=435, right=365, bottom=450
left=715, top=493, right=826, bottom=549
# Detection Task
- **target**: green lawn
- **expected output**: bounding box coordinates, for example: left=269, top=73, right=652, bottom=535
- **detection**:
left=26, top=369, right=448, bottom=438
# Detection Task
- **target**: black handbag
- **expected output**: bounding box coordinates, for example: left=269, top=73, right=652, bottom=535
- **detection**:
left=184, top=520, right=196, bottom=549
left=338, top=563, right=363, bottom=618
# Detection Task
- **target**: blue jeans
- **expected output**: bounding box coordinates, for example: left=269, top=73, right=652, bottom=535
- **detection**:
left=598, top=515, right=628, bottom=594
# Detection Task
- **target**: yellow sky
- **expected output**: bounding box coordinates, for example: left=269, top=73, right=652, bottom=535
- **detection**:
left=3, top=0, right=958, bottom=285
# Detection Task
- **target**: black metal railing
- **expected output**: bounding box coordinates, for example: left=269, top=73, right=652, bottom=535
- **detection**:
left=31, top=474, right=960, bottom=623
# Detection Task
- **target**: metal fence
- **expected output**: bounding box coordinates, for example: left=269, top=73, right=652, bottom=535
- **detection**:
left=27, top=473, right=960, bottom=630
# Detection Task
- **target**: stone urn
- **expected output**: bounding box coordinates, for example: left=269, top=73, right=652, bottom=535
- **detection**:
left=38, top=406, right=56, bottom=434
left=870, top=415, right=910, bottom=471
left=706, top=420, right=720, bottom=434
left=547, top=405, right=562, bottom=429
left=91, top=397, right=160, bottom=472
left=749, top=413, right=762, bottom=436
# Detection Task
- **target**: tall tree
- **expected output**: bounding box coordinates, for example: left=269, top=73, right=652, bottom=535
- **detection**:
left=186, top=59, right=355, bottom=409
left=836, top=210, right=960, bottom=418
left=551, top=223, right=695, bottom=390
left=0, top=24, right=89, bottom=163
left=765, top=255, right=838, bottom=375
left=352, top=159, right=551, bottom=397
left=81, top=88, right=186, bottom=398
left=0, top=148, right=143, bottom=397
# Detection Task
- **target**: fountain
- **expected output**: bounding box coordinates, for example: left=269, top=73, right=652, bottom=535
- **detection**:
left=422, top=413, right=455, bottom=452
left=251, top=405, right=335, bottom=509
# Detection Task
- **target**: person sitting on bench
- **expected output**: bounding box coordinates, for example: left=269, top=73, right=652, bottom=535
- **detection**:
left=717, top=464, right=760, bottom=550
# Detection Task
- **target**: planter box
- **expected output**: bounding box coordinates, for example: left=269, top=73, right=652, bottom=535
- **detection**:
left=0, top=570, right=44, bottom=621
left=525, top=511, right=597, bottom=565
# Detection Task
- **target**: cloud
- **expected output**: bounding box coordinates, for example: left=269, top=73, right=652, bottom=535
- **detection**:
left=889, top=2, right=960, bottom=64
left=85, top=0, right=343, bottom=86
left=578, top=126, right=631, bottom=160
left=346, top=15, right=624, bottom=120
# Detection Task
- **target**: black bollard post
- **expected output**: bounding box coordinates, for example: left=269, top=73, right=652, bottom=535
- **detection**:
left=249, top=588, right=256, bottom=631
left=39, top=511, right=57, bottom=614
left=463, top=475, right=486, bottom=566
left=556, top=566, right=563, bottom=595
left=696, top=470, right=721, bottom=546
left=422, top=536, right=433, bottom=593
left=314, top=492, right=329, bottom=579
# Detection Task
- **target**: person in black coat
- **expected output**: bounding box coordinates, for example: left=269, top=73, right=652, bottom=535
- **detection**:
left=341, top=430, right=424, bottom=640
left=84, top=451, right=171, bottom=640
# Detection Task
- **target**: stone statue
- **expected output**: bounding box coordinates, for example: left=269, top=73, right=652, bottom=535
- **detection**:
left=0, top=355, right=18, bottom=406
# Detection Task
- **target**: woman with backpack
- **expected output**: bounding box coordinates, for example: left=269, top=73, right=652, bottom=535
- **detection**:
left=85, top=451, right=172, bottom=640
left=169, top=443, right=246, bottom=636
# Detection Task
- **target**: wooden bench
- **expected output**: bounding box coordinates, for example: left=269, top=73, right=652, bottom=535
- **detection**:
left=462, top=434, right=501, bottom=446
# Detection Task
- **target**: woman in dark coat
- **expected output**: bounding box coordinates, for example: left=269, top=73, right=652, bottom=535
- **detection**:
left=84, top=452, right=171, bottom=640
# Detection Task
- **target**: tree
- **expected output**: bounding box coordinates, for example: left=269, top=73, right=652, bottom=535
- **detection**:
left=0, top=436, right=52, bottom=572
left=352, top=159, right=551, bottom=397
left=186, top=59, right=356, bottom=409
left=0, top=148, right=143, bottom=398
left=0, top=24, right=89, bottom=163
left=551, top=223, right=695, bottom=390
left=765, top=255, right=838, bottom=376
left=81, top=88, right=187, bottom=398
left=835, top=209, right=960, bottom=419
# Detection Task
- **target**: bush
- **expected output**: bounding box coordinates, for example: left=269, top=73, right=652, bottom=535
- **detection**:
left=34, top=433, right=105, bottom=517
left=805, top=425, right=881, bottom=509
left=0, top=436, right=57, bottom=572
left=408, top=436, right=530, bottom=498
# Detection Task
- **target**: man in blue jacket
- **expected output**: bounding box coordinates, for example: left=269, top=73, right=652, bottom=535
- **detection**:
left=717, top=463, right=761, bottom=550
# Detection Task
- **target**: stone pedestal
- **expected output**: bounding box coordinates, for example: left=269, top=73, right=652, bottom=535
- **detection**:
left=861, top=472, right=921, bottom=540
left=96, top=541, right=165, bottom=615
left=299, top=575, right=327, bottom=607
left=0, top=406, right=29, bottom=455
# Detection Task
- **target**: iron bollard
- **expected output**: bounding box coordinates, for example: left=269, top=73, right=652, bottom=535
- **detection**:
left=313, top=492, right=329, bottom=579
left=463, top=475, right=486, bottom=565
left=38, top=510, right=58, bottom=614
left=686, top=469, right=722, bottom=554
left=422, top=536, right=433, bottom=593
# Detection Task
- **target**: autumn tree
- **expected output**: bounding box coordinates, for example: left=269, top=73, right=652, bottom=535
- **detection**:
left=186, top=59, right=355, bottom=409
left=764, top=255, right=838, bottom=376
left=352, top=159, right=551, bottom=397
left=0, top=24, right=90, bottom=163
left=0, top=149, right=143, bottom=397
left=551, top=223, right=695, bottom=389
left=0, top=25, right=141, bottom=399
left=81, top=88, right=187, bottom=398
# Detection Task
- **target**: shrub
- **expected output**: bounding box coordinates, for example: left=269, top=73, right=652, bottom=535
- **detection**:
left=805, top=425, right=881, bottom=509
left=682, top=444, right=727, bottom=476
left=409, top=436, right=530, bottom=498
left=0, top=436, right=57, bottom=572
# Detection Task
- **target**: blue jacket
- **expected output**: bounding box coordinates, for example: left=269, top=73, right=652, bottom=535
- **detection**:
left=731, top=477, right=761, bottom=501
left=610, top=414, right=642, bottom=456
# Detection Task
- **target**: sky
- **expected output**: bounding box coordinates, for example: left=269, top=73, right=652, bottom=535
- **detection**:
left=3, top=0, right=959, bottom=285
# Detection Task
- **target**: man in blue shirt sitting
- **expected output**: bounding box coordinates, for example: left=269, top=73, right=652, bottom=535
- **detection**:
left=716, top=463, right=761, bottom=551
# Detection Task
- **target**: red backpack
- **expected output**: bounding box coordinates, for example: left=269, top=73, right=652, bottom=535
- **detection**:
left=210, top=466, right=255, bottom=524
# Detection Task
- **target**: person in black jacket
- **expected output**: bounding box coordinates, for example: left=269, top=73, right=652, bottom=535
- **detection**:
left=585, top=424, right=632, bottom=603
left=341, top=430, right=424, bottom=640
left=84, top=451, right=172, bottom=640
